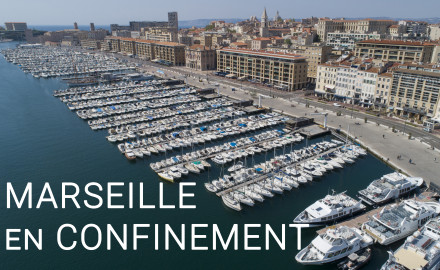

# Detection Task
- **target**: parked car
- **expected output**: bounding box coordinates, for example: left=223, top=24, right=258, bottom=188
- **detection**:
left=424, top=127, right=432, bottom=133
left=333, top=103, right=341, bottom=107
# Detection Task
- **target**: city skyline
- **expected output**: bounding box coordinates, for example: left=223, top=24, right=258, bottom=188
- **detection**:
left=2, top=0, right=440, bottom=25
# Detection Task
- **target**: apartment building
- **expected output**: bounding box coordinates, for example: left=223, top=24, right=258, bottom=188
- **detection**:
left=4, top=22, right=27, bottom=31
left=315, top=59, right=384, bottom=106
left=354, top=40, right=435, bottom=63
left=315, top=63, right=339, bottom=97
left=266, top=45, right=332, bottom=81
left=135, top=40, right=155, bottom=60
left=80, top=39, right=102, bottom=50
left=317, top=18, right=395, bottom=41
left=144, top=28, right=176, bottom=42
left=251, top=37, right=284, bottom=50
left=185, top=45, right=216, bottom=71
left=429, top=25, right=440, bottom=41
left=388, top=64, right=440, bottom=120
left=216, top=47, right=308, bottom=91
left=326, top=32, right=384, bottom=49
left=152, top=42, right=185, bottom=66
left=200, top=35, right=213, bottom=47
left=374, top=72, right=393, bottom=107
left=120, top=38, right=137, bottom=55
left=105, top=37, right=185, bottom=66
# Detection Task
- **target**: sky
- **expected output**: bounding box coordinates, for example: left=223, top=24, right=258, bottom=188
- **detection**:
left=2, top=0, right=440, bottom=25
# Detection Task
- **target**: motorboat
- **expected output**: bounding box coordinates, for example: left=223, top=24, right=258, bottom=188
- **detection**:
left=362, top=199, right=440, bottom=245
left=358, top=172, right=424, bottom=206
left=295, top=226, right=373, bottom=265
left=294, top=191, right=366, bottom=224
left=381, top=217, right=440, bottom=270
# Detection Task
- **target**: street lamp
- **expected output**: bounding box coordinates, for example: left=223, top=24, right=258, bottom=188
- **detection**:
left=403, top=115, right=408, bottom=135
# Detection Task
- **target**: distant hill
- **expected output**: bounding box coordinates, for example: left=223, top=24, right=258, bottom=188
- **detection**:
left=179, top=18, right=245, bottom=28
left=29, top=17, right=440, bottom=33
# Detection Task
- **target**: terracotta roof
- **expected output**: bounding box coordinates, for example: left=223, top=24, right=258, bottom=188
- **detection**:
left=379, top=72, right=392, bottom=77
left=365, top=67, right=380, bottom=73
left=253, top=36, right=284, bottom=41
left=218, top=47, right=306, bottom=61
left=231, top=42, right=248, bottom=46
left=389, top=25, right=399, bottom=28
left=187, top=45, right=213, bottom=50
left=357, top=39, right=435, bottom=46
left=269, top=28, right=291, bottom=32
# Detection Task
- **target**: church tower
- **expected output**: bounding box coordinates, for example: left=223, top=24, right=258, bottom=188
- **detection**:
left=260, top=8, right=269, bottom=37
left=274, top=11, right=281, bottom=21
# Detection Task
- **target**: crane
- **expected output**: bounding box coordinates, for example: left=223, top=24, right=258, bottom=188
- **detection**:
left=310, top=112, right=328, bottom=129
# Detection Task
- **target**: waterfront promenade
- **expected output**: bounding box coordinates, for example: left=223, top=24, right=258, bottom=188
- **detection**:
left=138, top=64, right=440, bottom=186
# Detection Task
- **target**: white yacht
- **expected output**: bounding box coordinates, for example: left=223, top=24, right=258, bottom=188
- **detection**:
left=296, top=226, right=373, bottom=265
left=358, top=172, right=424, bottom=206
left=362, top=199, right=440, bottom=245
left=381, top=217, right=440, bottom=270
left=294, top=191, right=366, bottom=224
left=204, top=183, right=218, bottom=193
left=222, top=194, right=242, bottom=211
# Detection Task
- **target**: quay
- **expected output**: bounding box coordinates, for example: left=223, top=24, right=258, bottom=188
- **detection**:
left=298, top=125, right=331, bottom=138
left=215, top=145, right=343, bottom=197
left=316, top=191, right=439, bottom=235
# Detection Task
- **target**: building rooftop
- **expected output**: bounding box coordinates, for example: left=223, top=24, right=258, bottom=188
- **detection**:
left=253, top=36, right=284, bottom=41
left=108, top=36, right=184, bottom=47
left=357, top=39, right=435, bottom=46
left=379, top=72, right=393, bottom=78
left=394, top=68, right=440, bottom=78
left=320, top=18, right=395, bottom=23
left=187, top=45, right=213, bottom=50
left=230, top=42, right=248, bottom=46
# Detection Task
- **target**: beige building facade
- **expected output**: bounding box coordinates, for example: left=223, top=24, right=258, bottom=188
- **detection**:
left=317, top=18, right=395, bottom=41
left=185, top=45, right=216, bottom=71
left=388, top=64, right=440, bottom=120
left=354, top=40, right=435, bottom=63
left=106, top=37, right=185, bottom=66
left=217, top=48, right=308, bottom=91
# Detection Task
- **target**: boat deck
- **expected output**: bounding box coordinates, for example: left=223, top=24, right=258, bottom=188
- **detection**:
left=316, top=191, right=438, bottom=235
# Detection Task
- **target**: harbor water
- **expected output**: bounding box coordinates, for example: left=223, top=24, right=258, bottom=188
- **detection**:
left=0, top=42, right=398, bottom=269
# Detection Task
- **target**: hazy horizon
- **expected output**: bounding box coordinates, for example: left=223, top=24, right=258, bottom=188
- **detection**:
left=2, top=0, right=440, bottom=25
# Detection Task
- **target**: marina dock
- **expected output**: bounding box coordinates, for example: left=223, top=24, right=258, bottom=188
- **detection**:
left=316, top=191, right=439, bottom=235
left=154, top=130, right=290, bottom=173
left=216, top=145, right=343, bottom=197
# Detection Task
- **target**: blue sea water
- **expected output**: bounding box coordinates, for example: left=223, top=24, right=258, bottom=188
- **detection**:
left=28, top=25, right=110, bottom=31
left=0, top=41, right=397, bottom=269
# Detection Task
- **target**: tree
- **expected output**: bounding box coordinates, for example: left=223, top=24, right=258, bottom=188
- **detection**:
left=313, top=35, right=321, bottom=43
left=205, top=24, right=215, bottom=31
left=284, top=39, right=292, bottom=46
